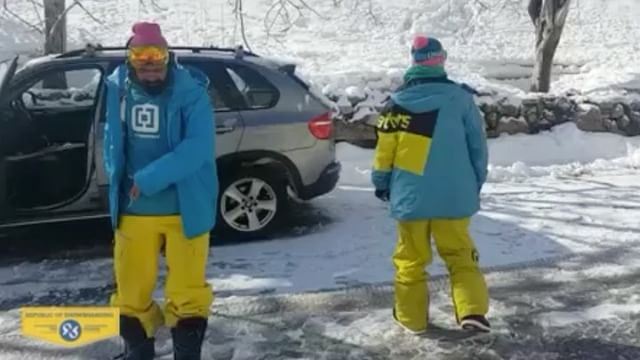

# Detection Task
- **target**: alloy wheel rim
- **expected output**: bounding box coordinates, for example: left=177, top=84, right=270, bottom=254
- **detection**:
left=221, top=178, right=277, bottom=232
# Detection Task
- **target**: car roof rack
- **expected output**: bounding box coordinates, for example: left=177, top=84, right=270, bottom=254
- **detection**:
left=58, top=43, right=258, bottom=59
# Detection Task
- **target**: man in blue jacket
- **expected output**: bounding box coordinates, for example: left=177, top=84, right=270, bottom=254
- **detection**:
left=103, top=22, right=218, bottom=360
left=372, top=36, right=490, bottom=335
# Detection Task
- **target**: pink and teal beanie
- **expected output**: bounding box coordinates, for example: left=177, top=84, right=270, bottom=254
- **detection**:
left=411, top=35, right=447, bottom=67
left=404, top=35, right=448, bottom=81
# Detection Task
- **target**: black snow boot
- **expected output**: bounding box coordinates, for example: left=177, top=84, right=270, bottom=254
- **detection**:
left=460, top=315, right=491, bottom=333
left=114, top=315, right=155, bottom=360
left=171, top=317, right=208, bottom=360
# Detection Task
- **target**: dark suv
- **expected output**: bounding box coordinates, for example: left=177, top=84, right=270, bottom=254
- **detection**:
left=0, top=45, right=340, bottom=239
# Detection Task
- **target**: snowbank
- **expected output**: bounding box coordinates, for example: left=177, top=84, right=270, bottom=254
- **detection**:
left=487, top=123, right=640, bottom=181
left=337, top=122, right=640, bottom=185
left=488, top=123, right=640, bottom=167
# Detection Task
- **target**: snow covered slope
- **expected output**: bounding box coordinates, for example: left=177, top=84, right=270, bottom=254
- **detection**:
left=1, top=0, right=638, bottom=98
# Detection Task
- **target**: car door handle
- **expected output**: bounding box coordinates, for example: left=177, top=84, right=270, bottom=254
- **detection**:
left=216, top=118, right=238, bottom=134
left=216, top=125, right=235, bottom=134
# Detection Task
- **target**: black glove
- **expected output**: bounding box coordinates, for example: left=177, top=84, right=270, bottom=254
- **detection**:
left=375, top=189, right=390, bottom=202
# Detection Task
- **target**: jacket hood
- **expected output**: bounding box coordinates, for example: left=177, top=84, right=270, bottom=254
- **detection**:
left=173, top=59, right=210, bottom=92
left=391, top=83, right=462, bottom=113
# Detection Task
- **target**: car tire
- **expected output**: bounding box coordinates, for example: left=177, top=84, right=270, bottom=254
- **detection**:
left=215, top=167, right=288, bottom=241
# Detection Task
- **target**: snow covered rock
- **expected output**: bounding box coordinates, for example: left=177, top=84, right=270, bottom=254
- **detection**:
left=350, top=105, right=378, bottom=124
left=603, top=119, right=624, bottom=135
left=616, top=114, right=631, bottom=129
left=334, top=120, right=376, bottom=147
left=497, top=117, right=529, bottom=135
left=336, top=96, right=355, bottom=117
left=576, top=105, right=606, bottom=132
left=500, top=102, right=520, bottom=118
left=486, top=110, right=500, bottom=130
left=542, top=109, right=557, bottom=124
left=345, top=86, right=366, bottom=105
left=616, top=114, right=640, bottom=136
left=524, top=106, right=540, bottom=127
left=611, top=103, right=626, bottom=120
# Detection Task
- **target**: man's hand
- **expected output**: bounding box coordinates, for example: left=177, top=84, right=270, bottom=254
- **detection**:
left=129, top=184, right=140, bottom=201
left=375, top=189, right=390, bottom=202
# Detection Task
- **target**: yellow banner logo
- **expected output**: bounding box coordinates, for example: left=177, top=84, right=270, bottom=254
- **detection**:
left=21, top=307, right=120, bottom=347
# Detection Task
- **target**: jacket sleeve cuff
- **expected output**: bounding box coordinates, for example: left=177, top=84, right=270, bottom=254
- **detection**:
left=371, top=170, right=391, bottom=191
left=134, top=170, right=160, bottom=197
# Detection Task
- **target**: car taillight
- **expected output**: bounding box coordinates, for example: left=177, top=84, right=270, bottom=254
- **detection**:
left=308, top=112, right=333, bottom=140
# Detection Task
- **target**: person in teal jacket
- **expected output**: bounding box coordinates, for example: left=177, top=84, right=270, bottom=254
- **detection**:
left=372, top=35, right=490, bottom=335
left=103, top=22, right=217, bottom=360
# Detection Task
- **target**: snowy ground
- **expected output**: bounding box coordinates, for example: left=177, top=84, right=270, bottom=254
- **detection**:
left=1, top=0, right=639, bottom=99
left=1, top=124, right=640, bottom=358
left=2, top=248, right=640, bottom=360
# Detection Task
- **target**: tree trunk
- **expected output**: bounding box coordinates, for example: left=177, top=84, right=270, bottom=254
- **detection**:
left=43, top=0, right=67, bottom=89
left=530, top=0, right=571, bottom=93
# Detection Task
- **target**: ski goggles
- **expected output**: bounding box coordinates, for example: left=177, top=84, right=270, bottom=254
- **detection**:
left=127, top=46, right=169, bottom=67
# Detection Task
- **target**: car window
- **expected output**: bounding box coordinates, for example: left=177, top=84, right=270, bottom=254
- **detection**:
left=21, top=68, right=102, bottom=110
left=180, top=60, right=246, bottom=113
left=0, top=59, right=11, bottom=86
left=209, top=81, right=232, bottom=112
left=225, top=65, right=279, bottom=110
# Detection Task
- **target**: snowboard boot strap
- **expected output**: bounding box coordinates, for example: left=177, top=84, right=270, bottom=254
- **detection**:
left=171, top=317, right=208, bottom=360
left=114, top=315, right=155, bottom=360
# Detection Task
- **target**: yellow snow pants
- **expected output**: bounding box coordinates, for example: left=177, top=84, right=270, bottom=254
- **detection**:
left=109, top=215, right=213, bottom=337
left=393, top=218, right=489, bottom=332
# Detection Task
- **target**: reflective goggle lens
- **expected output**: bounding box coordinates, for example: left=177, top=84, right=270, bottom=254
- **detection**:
left=128, top=46, right=169, bottom=65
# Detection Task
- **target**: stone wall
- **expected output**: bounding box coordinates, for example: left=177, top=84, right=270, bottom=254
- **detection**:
left=480, top=96, right=640, bottom=138
left=332, top=90, right=640, bottom=146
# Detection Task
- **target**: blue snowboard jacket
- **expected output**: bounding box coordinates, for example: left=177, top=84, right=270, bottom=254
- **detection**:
left=103, top=61, right=218, bottom=238
left=371, top=77, right=488, bottom=220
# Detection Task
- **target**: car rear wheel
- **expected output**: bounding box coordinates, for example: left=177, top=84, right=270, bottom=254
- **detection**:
left=217, top=168, right=288, bottom=240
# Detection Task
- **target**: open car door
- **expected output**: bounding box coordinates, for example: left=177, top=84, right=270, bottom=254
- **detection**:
left=0, top=56, right=19, bottom=221
left=0, top=61, right=106, bottom=228
left=0, top=56, right=18, bottom=103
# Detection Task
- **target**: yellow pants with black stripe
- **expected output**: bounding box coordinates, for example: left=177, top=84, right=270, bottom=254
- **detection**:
left=109, top=215, right=213, bottom=337
left=393, top=218, right=489, bottom=332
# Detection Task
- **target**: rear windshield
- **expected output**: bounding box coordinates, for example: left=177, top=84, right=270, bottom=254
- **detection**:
left=286, top=70, right=332, bottom=110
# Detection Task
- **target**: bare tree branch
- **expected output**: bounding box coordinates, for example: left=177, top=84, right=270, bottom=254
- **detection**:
left=46, top=0, right=102, bottom=40
left=31, top=0, right=44, bottom=26
left=3, top=0, right=44, bottom=34
left=366, top=0, right=380, bottom=25
left=264, top=2, right=287, bottom=38
left=27, top=0, right=44, bottom=8
left=473, top=0, right=489, bottom=10
left=234, top=0, right=253, bottom=52
left=139, top=0, right=168, bottom=12
left=295, top=0, right=325, bottom=20
left=3, top=0, right=102, bottom=37
left=263, top=0, right=330, bottom=38
left=342, top=0, right=380, bottom=28
left=75, top=0, right=103, bottom=25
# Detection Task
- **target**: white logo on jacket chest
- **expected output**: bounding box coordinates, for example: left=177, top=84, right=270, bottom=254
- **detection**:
left=131, top=104, right=160, bottom=135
